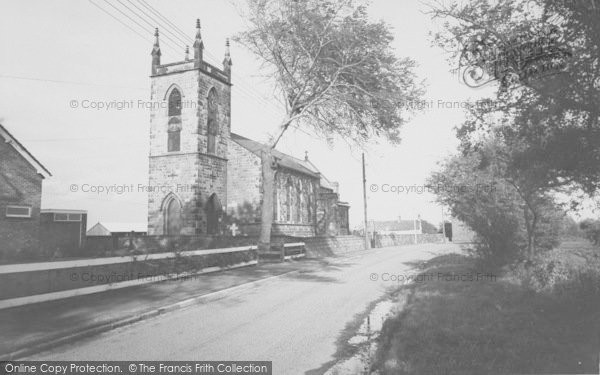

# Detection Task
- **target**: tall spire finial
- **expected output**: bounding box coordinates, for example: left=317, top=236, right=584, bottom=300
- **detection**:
left=223, top=38, right=232, bottom=77
left=185, top=45, right=190, bottom=61
left=193, top=18, right=204, bottom=66
left=151, top=28, right=161, bottom=74
left=305, top=151, right=309, bottom=161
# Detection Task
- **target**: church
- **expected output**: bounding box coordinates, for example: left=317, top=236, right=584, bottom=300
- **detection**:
left=147, top=20, right=350, bottom=239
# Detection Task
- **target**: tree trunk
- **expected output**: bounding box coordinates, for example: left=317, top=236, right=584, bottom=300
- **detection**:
left=524, top=206, right=533, bottom=257
left=530, top=212, right=538, bottom=258
left=524, top=203, right=538, bottom=259
left=258, top=149, right=276, bottom=254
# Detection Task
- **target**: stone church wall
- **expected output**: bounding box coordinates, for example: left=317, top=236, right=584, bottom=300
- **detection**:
left=148, top=59, right=231, bottom=235
left=226, top=140, right=262, bottom=224
left=273, top=169, right=318, bottom=236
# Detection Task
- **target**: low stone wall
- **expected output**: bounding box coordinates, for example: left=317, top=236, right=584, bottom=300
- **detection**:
left=0, top=232, right=447, bottom=303
left=0, top=246, right=257, bottom=301
left=85, top=235, right=260, bottom=256
left=284, top=233, right=446, bottom=258
left=302, top=235, right=366, bottom=257
left=238, top=223, right=316, bottom=237
left=417, top=233, right=446, bottom=244
left=374, top=233, right=446, bottom=248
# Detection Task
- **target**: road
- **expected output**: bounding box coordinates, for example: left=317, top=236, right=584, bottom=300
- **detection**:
left=29, top=243, right=458, bottom=374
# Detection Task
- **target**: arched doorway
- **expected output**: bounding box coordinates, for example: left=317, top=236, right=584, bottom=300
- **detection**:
left=206, top=193, right=222, bottom=235
left=164, top=195, right=182, bottom=235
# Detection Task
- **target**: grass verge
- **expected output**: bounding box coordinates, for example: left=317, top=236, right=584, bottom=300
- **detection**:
left=372, top=242, right=600, bottom=375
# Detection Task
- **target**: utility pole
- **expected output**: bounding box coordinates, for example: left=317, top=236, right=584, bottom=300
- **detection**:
left=413, top=217, right=417, bottom=244
left=441, top=206, right=447, bottom=242
left=362, top=153, right=370, bottom=249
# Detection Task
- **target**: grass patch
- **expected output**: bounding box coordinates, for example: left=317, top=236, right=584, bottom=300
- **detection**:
left=373, top=244, right=600, bottom=375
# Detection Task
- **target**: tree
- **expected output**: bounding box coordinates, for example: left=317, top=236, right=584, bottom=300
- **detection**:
left=422, top=0, right=600, bottom=259
left=580, top=219, right=600, bottom=246
left=235, top=0, right=424, bottom=251
left=429, top=130, right=565, bottom=263
left=429, top=149, right=524, bottom=263
left=426, top=0, right=600, bottom=195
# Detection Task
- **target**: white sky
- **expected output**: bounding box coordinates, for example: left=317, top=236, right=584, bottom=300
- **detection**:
left=0, top=0, right=529, bottom=229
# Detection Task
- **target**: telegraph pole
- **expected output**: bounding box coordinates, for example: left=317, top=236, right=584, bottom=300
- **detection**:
left=362, top=153, right=370, bottom=249
left=441, top=206, right=447, bottom=242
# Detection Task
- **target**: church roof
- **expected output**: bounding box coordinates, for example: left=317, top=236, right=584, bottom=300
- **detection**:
left=230, top=133, right=320, bottom=178
left=0, top=124, right=51, bottom=178
left=300, top=158, right=336, bottom=190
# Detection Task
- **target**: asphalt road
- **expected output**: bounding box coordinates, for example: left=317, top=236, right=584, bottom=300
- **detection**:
left=29, top=243, right=458, bottom=373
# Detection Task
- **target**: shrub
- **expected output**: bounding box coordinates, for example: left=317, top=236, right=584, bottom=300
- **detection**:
left=580, top=219, right=600, bottom=246
left=512, top=249, right=600, bottom=298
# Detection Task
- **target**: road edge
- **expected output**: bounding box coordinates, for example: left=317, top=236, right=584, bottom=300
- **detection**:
left=4, top=269, right=300, bottom=360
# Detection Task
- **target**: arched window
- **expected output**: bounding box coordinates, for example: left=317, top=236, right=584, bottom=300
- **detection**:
left=207, top=88, right=218, bottom=154
left=168, top=89, right=182, bottom=116
left=286, top=178, right=293, bottom=222
left=307, top=183, right=313, bottom=224
left=167, top=117, right=181, bottom=152
left=167, top=89, right=182, bottom=152
left=297, top=180, right=304, bottom=223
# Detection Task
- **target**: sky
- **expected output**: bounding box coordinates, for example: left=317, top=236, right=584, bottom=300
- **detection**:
left=0, top=0, right=540, bottom=230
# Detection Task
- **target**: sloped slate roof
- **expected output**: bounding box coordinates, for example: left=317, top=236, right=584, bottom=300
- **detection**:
left=300, top=158, right=336, bottom=190
left=230, top=133, right=320, bottom=178
left=0, top=124, right=51, bottom=178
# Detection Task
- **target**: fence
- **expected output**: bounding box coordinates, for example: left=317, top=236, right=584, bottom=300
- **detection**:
left=0, top=245, right=260, bottom=309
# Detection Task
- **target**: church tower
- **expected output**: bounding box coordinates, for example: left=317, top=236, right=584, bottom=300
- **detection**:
left=148, top=20, right=232, bottom=235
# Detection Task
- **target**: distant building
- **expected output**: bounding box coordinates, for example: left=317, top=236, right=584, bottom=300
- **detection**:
left=0, top=124, right=52, bottom=256
left=146, top=21, right=349, bottom=238
left=87, top=222, right=148, bottom=237
left=40, top=209, right=87, bottom=255
left=370, top=217, right=422, bottom=235
left=87, top=222, right=148, bottom=251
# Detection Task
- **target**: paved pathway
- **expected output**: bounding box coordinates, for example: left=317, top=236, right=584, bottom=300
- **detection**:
left=24, top=243, right=459, bottom=374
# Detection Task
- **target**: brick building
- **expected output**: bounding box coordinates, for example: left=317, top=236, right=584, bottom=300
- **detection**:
left=147, top=21, right=349, bottom=238
left=40, top=209, right=88, bottom=255
left=0, top=124, right=52, bottom=257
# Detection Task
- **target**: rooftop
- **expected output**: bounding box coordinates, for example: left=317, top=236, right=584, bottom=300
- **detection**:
left=87, top=222, right=148, bottom=236
left=0, top=124, right=52, bottom=178
left=230, top=133, right=321, bottom=178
